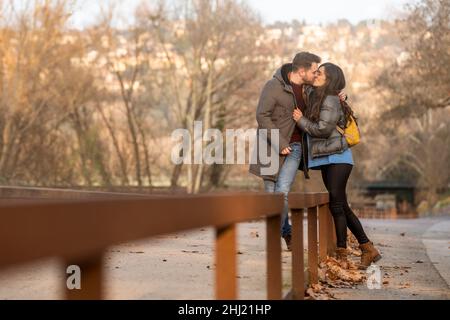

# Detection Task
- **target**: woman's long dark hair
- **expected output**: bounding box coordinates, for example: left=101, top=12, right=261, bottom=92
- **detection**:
left=306, top=63, right=355, bottom=125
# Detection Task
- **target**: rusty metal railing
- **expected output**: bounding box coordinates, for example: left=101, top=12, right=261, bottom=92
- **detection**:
left=0, top=187, right=335, bottom=300
left=287, top=193, right=336, bottom=299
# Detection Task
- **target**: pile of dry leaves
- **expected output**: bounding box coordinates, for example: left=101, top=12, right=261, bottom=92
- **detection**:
left=305, top=233, right=366, bottom=300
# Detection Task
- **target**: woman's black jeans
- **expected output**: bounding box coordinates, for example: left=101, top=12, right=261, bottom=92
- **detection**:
left=320, top=163, right=370, bottom=248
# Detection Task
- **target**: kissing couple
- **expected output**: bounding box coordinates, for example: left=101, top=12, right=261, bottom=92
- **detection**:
left=249, top=52, right=381, bottom=269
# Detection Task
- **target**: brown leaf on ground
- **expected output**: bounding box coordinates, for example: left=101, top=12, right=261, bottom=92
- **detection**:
left=377, top=243, right=393, bottom=248
left=305, top=288, right=317, bottom=299
left=305, top=284, right=335, bottom=300
left=320, top=256, right=366, bottom=285
left=328, top=265, right=365, bottom=282
left=312, top=232, right=367, bottom=293
left=318, top=267, right=327, bottom=282
left=250, top=231, right=259, bottom=238
left=383, top=266, right=411, bottom=270
left=325, top=281, right=353, bottom=289
left=182, top=250, right=200, bottom=254
left=348, top=248, right=362, bottom=257
left=311, top=283, right=323, bottom=292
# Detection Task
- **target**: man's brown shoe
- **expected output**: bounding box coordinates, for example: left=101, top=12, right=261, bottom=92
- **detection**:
left=283, top=234, right=292, bottom=251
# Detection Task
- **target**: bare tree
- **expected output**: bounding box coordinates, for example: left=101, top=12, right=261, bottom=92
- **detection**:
left=88, top=9, right=156, bottom=188
left=0, top=0, right=114, bottom=186
left=138, top=0, right=270, bottom=193
left=375, top=0, right=450, bottom=208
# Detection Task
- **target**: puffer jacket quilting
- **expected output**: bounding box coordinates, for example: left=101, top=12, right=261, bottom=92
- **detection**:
left=297, top=95, right=349, bottom=159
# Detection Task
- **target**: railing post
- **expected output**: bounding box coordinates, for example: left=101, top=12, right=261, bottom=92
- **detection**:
left=266, top=215, right=282, bottom=300
left=307, top=207, right=319, bottom=285
left=318, top=204, right=328, bottom=262
left=215, top=224, right=237, bottom=300
left=291, top=209, right=305, bottom=300
left=65, top=251, right=104, bottom=300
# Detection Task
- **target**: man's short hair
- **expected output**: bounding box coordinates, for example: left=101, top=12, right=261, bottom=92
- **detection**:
left=292, top=52, right=321, bottom=71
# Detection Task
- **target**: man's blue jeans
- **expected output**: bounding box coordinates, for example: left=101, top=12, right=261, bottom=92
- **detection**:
left=264, top=142, right=302, bottom=237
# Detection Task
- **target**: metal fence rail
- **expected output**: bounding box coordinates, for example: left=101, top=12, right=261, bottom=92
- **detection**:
left=0, top=187, right=335, bottom=300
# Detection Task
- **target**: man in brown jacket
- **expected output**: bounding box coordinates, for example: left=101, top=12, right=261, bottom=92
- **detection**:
left=249, top=52, right=321, bottom=250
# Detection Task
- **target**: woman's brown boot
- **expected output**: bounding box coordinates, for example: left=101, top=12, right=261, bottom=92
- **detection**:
left=359, top=242, right=382, bottom=269
left=336, top=247, right=350, bottom=269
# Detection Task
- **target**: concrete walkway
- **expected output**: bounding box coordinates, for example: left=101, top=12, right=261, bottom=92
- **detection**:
left=332, top=216, right=450, bottom=300
left=0, top=216, right=449, bottom=300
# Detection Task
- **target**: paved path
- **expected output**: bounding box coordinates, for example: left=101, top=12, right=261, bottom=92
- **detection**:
left=0, top=216, right=449, bottom=300
left=332, top=216, right=450, bottom=299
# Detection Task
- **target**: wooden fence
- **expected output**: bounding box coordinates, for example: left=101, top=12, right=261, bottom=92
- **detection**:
left=0, top=187, right=335, bottom=300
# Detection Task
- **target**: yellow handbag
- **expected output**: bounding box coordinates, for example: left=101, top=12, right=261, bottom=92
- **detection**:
left=336, top=115, right=361, bottom=147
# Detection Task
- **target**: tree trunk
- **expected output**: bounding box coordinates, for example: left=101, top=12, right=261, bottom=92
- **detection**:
left=193, top=64, right=213, bottom=194
left=95, top=102, right=129, bottom=185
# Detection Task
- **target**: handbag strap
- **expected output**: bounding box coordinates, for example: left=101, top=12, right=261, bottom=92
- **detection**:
left=336, top=125, right=345, bottom=135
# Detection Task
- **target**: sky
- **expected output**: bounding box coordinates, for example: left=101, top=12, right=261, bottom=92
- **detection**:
left=65, top=0, right=413, bottom=28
